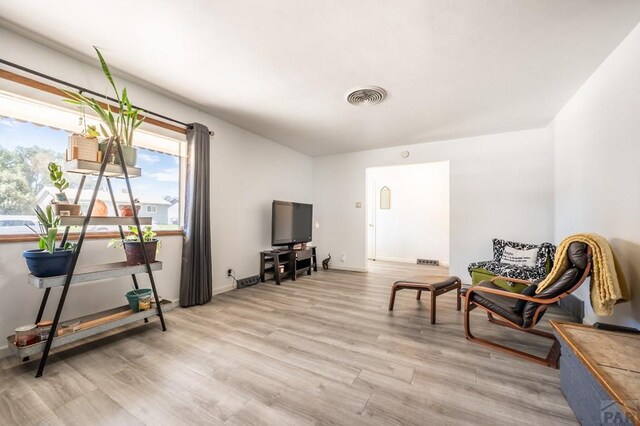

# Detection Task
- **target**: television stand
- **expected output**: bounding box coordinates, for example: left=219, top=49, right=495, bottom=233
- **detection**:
left=260, top=247, right=317, bottom=285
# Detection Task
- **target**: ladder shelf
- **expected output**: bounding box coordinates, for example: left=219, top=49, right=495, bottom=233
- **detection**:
left=23, top=138, right=167, bottom=378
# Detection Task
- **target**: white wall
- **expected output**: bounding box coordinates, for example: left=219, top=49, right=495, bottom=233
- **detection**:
left=551, top=23, right=640, bottom=327
left=313, top=128, right=555, bottom=278
left=367, top=162, right=450, bottom=264
left=0, top=27, right=312, bottom=354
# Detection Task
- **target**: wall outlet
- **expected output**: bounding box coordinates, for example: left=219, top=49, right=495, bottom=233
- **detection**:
left=227, top=268, right=233, bottom=277
left=340, top=254, right=345, bottom=263
left=355, top=201, right=362, bottom=208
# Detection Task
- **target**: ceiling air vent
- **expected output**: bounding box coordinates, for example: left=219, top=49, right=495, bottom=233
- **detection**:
left=345, top=86, right=387, bottom=106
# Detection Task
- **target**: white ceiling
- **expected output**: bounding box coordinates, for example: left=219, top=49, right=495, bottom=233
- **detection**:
left=1, top=1, right=640, bottom=156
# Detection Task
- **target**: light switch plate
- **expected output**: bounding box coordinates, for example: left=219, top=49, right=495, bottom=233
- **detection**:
left=355, top=201, right=362, bottom=208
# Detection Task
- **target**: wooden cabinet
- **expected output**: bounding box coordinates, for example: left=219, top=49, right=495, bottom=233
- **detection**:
left=552, top=321, right=640, bottom=425
left=260, top=247, right=317, bottom=285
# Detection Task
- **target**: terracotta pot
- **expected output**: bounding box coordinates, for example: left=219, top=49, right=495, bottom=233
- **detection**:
left=123, top=240, right=158, bottom=266
left=92, top=199, right=109, bottom=216
left=51, top=203, right=81, bottom=216
left=119, top=205, right=141, bottom=217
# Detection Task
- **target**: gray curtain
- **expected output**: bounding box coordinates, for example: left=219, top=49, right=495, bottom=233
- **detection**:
left=180, top=123, right=212, bottom=307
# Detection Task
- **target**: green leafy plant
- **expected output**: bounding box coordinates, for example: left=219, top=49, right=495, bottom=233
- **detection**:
left=26, top=205, right=76, bottom=254
left=62, top=47, right=144, bottom=147
left=84, top=124, right=100, bottom=139
left=108, top=226, right=161, bottom=249
left=48, top=162, right=69, bottom=195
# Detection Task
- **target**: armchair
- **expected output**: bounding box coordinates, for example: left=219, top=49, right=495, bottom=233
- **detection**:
left=468, top=239, right=556, bottom=293
left=463, top=242, right=592, bottom=368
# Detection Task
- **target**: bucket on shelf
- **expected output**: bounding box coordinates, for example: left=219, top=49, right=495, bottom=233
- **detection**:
left=125, top=288, right=153, bottom=313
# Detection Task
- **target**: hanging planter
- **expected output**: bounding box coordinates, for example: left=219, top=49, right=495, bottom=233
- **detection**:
left=62, top=47, right=145, bottom=169
left=67, top=132, right=99, bottom=162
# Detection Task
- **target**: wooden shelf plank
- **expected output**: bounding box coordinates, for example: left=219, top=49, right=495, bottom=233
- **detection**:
left=59, top=216, right=152, bottom=226
left=64, top=159, right=141, bottom=178
left=6, top=300, right=172, bottom=358
left=28, top=261, right=163, bottom=289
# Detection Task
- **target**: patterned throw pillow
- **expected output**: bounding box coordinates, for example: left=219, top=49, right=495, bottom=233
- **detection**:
left=500, top=246, right=539, bottom=268
left=491, top=238, right=557, bottom=273
left=492, top=239, right=539, bottom=261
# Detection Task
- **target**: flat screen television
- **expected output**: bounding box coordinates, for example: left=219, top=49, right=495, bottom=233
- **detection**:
left=271, top=200, right=313, bottom=247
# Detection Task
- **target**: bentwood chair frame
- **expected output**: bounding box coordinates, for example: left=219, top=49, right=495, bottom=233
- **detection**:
left=463, top=246, right=592, bottom=368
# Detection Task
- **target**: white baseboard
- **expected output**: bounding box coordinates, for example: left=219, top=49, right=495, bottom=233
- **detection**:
left=213, top=283, right=236, bottom=295
left=374, top=256, right=416, bottom=264
left=328, top=265, right=368, bottom=273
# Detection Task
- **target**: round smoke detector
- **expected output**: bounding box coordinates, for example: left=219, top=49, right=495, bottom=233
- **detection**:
left=345, top=86, right=387, bottom=106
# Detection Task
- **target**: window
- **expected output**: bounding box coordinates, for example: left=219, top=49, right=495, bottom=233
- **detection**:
left=0, top=90, right=184, bottom=234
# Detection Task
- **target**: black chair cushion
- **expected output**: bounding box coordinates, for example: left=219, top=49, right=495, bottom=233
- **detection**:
left=520, top=268, right=580, bottom=327
left=513, top=283, right=539, bottom=314
left=568, top=242, right=589, bottom=270
left=470, top=282, right=524, bottom=326
left=536, top=268, right=580, bottom=298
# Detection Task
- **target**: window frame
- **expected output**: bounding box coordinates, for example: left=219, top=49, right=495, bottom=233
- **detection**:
left=0, top=83, right=187, bottom=242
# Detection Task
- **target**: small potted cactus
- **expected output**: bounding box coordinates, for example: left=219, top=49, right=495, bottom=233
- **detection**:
left=48, top=162, right=81, bottom=216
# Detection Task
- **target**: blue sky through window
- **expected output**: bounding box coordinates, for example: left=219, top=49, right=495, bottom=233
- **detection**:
left=0, top=117, right=180, bottom=226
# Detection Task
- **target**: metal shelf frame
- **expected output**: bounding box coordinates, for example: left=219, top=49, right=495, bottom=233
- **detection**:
left=59, top=216, right=152, bottom=226
left=27, top=138, right=167, bottom=378
left=28, top=261, right=163, bottom=289
left=7, top=300, right=173, bottom=358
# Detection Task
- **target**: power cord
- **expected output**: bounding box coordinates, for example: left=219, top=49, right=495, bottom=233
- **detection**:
left=227, top=268, right=238, bottom=287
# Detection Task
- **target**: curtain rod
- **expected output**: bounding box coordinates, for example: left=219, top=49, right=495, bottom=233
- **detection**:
left=0, top=57, right=211, bottom=135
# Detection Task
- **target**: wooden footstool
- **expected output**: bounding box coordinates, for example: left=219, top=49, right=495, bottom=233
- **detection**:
left=388, top=276, right=462, bottom=324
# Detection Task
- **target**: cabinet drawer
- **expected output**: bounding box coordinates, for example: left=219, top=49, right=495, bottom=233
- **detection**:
left=295, top=250, right=312, bottom=261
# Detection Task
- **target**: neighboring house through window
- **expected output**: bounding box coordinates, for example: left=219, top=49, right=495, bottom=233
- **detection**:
left=0, top=90, right=184, bottom=234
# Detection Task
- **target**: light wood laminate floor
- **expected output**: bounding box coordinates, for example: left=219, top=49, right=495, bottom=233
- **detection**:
left=0, top=262, right=577, bottom=425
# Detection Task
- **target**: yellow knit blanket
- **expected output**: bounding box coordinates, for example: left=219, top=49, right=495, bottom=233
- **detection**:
left=535, top=233, right=630, bottom=316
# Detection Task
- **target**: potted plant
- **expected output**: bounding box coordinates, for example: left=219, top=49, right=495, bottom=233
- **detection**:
left=67, top=125, right=100, bottom=162
left=23, top=205, right=76, bottom=277
left=119, top=199, right=140, bottom=217
left=62, top=47, right=144, bottom=167
left=48, top=162, right=81, bottom=216
left=109, top=226, right=160, bottom=266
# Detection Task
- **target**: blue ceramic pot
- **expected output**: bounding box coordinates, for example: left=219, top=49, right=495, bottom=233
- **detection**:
left=22, top=249, right=73, bottom=277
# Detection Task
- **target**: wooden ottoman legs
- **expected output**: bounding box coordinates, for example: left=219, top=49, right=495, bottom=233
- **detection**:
left=388, top=282, right=400, bottom=310
left=388, top=278, right=461, bottom=325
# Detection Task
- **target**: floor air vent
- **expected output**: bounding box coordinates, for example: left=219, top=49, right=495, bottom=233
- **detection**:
left=417, top=259, right=439, bottom=266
